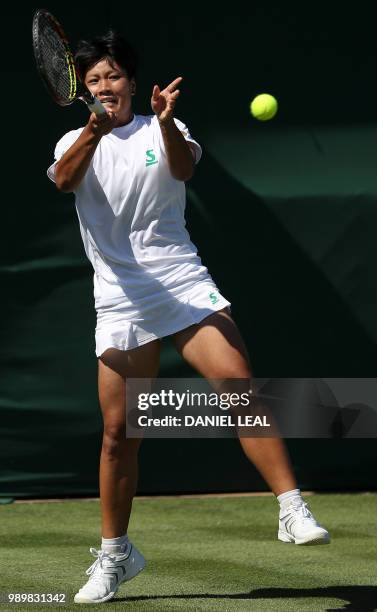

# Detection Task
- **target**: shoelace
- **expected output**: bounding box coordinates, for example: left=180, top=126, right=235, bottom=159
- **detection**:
left=85, top=548, right=116, bottom=583
left=289, top=501, right=315, bottom=524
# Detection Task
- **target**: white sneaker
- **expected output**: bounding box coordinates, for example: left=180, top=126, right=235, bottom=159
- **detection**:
left=278, top=499, right=330, bottom=545
left=74, top=543, right=146, bottom=604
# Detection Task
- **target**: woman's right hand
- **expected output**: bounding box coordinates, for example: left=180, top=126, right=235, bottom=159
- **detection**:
left=88, top=111, right=118, bottom=137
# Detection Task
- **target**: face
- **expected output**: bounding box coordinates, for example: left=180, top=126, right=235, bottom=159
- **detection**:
left=84, top=58, right=135, bottom=126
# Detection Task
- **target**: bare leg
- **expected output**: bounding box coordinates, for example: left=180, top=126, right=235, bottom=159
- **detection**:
left=172, top=309, right=297, bottom=496
left=98, top=341, right=161, bottom=538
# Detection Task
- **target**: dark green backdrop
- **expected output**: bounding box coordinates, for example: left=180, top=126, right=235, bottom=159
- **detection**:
left=1, top=6, right=377, bottom=498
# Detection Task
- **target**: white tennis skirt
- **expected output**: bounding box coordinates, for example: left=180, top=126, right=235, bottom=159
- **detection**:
left=95, top=281, right=231, bottom=357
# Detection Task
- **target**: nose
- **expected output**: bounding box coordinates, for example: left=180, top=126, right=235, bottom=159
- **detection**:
left=97, top=79, right=113, bottom=95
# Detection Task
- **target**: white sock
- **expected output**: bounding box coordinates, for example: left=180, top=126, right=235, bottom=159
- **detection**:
left=101, top=534, right=129, bottom=554
left=277, top=488, right=302, bottom=509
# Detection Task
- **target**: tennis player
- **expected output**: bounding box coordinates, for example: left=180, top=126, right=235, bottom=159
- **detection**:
left=47, top=31, right=330, bottom=604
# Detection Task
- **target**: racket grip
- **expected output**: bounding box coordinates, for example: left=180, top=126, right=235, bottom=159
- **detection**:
left=86, top=96, right=107, bottom=116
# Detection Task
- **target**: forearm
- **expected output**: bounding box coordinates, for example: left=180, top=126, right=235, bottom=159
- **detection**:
left=158, top=119, right=194, bottom=182
left=55, top=125, right=102, bottom=192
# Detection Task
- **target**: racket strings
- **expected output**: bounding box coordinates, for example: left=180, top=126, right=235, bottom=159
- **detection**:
left=34, top=12, right=76, bottom=104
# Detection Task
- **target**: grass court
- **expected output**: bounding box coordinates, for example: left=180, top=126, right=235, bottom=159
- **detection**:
left=1, top=493, right=376, bottom=611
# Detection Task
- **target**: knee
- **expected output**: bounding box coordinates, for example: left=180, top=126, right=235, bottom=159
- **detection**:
left=102, top=424, right=124, bottom=457
left=102, top=423, right=140, bottom=459
left=223, top=368, right=251, bottom=380
left=214, top=368, right=252, bottom=384
left=209, top=355, right=252, bottom=381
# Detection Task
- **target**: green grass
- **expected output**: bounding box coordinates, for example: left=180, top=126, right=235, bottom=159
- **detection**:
left=1, top=493, right=377, bottom=611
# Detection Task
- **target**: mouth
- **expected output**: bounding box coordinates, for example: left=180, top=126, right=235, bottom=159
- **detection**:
left=100, top=97, right=117, bottom=105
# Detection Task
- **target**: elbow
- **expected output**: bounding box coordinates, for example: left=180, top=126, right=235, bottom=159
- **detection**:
left=56, top=179, right=73, bottom=193
left=55, top=168, right=75, bottom=193
left=172, top=164, right=195, bottom=182
left=183, top=168, right=195, bottom=182
left=174, top=172, right=194, bottom=182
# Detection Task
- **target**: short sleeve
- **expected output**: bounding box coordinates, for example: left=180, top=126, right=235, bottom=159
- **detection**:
left=154, top=116, right=202, bottom=165
left=47, top=129, right=83, bottom=183
left=173, top=118, right=202, bottom=164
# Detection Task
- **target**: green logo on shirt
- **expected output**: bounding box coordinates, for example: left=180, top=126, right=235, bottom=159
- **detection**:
left=146, top=149, right=158, bottom=166
left=209, top=292, right=219, bottom=304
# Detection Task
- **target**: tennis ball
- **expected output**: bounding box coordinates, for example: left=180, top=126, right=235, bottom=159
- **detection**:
left=250, top=94, right=278, bottom=121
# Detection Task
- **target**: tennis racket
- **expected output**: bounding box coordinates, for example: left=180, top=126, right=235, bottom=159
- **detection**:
left=32, top=9, right=106, bottom=116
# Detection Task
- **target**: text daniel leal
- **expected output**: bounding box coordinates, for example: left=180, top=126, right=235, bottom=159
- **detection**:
left=138, top=415, right=270, bottom=427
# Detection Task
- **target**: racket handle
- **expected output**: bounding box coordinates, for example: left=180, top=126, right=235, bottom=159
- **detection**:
left=86, top=96, right=107, bottom=116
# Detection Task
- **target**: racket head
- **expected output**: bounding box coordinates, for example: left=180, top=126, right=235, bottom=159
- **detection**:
left=32, top=9, right=79, bottom=107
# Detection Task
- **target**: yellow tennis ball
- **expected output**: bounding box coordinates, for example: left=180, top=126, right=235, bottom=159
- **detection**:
left=250, top=94, right=278, bottom=121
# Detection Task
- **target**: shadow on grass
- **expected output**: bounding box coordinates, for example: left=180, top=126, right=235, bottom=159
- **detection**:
left=115, top=586, right=377, bottom=611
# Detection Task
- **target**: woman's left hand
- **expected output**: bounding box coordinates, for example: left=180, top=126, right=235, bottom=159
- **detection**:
left=151, top=77, right=182, bottom=124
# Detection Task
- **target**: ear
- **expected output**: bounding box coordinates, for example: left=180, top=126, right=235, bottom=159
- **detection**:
left=130, top=78, right=136, bottom=95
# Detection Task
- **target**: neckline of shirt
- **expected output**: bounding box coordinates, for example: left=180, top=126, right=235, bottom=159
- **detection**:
left=111, top=114, right=138, bottom=134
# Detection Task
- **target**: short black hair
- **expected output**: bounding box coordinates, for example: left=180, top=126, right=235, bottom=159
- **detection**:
left=75, top=30, right=138, bottom=80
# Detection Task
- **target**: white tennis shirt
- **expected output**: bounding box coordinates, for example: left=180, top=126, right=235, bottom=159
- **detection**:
left=48, top=115, right=213, bottom=310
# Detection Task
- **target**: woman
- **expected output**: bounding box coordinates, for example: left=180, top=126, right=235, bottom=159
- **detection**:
left=47, top=31, right=329, bottom=605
